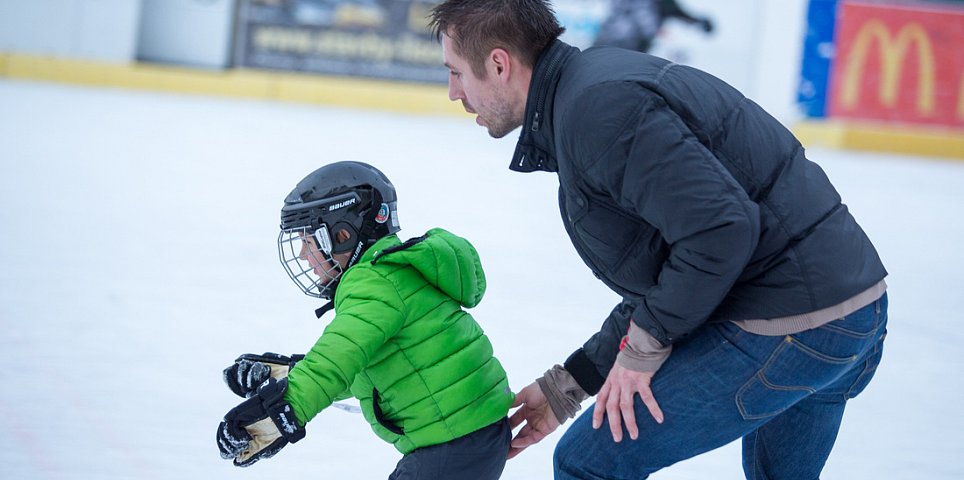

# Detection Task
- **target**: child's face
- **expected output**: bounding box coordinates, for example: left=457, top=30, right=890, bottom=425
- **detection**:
left=299, top=233, right=341, bottom=282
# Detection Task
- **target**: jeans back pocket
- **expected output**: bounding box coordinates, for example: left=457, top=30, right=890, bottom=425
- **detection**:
left=736, top=337, right=857, bottom=420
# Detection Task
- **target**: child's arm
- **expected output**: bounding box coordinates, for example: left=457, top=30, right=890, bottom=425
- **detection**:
left=215, top=270, right=403, bottom=468
left=285, top=268, right=407, bottom=425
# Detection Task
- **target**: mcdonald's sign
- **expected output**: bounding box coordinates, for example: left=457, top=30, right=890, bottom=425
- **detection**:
left=828, top=1, right=963, bottom=128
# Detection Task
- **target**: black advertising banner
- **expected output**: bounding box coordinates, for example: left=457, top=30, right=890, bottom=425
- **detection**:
left=235, top=0, right=446, bottom=84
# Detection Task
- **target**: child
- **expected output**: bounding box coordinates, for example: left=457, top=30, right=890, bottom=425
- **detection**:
left=216, top=161, right=514, bottom=479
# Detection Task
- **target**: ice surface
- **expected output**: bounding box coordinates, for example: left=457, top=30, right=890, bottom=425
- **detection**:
left=1, top=79, right=962, bottom=479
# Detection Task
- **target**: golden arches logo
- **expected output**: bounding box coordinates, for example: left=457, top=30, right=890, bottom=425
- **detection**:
left=840, top=20, right=936, bottom=116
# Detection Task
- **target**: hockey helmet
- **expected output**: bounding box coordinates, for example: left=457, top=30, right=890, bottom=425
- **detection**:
left=278, top=161, right=400, bottom=299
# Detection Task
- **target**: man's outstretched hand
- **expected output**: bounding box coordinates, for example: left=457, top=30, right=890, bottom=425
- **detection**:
left=507, top=382, right=561, bottom=459
left=592, top=363, right=663, bottom=443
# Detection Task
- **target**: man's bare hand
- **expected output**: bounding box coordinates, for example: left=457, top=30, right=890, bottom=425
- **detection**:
left=591, top=363, right=663, bottom=442
left=507, top=382, right=561, bottom=459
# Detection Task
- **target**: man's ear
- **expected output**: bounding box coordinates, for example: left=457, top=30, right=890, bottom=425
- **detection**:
left=490, top=48, right=511, bottom=80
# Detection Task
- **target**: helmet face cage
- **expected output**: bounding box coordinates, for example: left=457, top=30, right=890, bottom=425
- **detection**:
left=278, top=225, right=343, bottom=299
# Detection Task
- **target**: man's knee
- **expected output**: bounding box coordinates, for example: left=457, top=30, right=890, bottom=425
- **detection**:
left=553, top=433, right=574, bottom=472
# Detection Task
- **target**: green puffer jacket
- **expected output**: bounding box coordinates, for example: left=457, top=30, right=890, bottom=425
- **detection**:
left=285, top=228, right=513, bottom=453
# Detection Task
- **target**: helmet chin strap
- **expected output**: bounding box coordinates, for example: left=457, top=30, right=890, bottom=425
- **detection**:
left=315, top=301, right=335, bottom=318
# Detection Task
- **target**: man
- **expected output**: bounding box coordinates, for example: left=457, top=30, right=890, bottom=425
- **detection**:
left=430, top=1, right=888, bottom=478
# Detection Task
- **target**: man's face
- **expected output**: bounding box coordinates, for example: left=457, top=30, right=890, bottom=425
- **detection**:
left=442, top=33, right=522, bottom=139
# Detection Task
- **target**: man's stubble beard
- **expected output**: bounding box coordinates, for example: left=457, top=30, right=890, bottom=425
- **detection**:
left=484, top=91, right=523, bottom=139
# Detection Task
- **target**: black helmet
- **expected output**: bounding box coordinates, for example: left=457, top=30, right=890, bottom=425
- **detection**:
left=278, top=161, right=400, bottom=299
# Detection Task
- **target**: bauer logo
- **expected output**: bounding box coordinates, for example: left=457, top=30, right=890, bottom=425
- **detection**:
left=328, top=197, right=356, bottom=211
left=375, top=203, right=390, bottom=223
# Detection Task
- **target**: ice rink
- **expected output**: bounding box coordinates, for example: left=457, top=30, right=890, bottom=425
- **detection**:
left=1, top=78, right=962, bottom=479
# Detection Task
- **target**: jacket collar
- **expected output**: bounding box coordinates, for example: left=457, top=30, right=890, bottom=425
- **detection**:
left=509, top=40, right=578, bottom=173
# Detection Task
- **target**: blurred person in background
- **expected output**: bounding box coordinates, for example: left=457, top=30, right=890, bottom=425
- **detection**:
left=593, top=0, right=714, bottom=53
left=430, top=0, right=888, bottom=478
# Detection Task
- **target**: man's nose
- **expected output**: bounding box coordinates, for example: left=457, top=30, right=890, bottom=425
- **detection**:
left=448, top=80, right=463, bottom=101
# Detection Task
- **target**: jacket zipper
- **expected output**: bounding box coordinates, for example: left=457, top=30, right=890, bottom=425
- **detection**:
left=531, top=43, right=564, bottom=133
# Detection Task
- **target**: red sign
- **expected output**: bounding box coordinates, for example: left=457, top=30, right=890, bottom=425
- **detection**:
left=829, top=1, right=963, bottom=128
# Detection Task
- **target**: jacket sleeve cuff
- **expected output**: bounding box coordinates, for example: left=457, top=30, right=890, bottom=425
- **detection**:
left=536, top=365, right=590, bottom=424
left=563, top=348, right=606, bottom=396
left=615, top=321, right=672, bottom=373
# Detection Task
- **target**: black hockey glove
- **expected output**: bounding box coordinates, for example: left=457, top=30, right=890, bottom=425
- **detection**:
left=217, top=377, right=306, bottom=467
left=223, top=352, right=305, bottom=398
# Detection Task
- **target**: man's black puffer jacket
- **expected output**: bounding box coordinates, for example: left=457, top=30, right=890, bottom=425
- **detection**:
left=511, top=41, right=887, bottom=395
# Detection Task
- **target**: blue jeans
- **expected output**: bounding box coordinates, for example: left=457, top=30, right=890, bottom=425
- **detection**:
left=555, top=293, right=888, bottom=480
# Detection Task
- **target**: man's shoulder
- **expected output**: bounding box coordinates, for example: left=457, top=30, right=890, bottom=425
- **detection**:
left=564, top=48, right=669, bottom=84
left=557, top=50, right=666, bottom=112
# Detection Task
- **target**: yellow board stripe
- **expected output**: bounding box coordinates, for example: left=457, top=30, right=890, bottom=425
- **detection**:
left=3, top=52, right=960, bottom=159
left=0, top=52, right=466, bottom=117
left=794, top=120, right=963, bottom=160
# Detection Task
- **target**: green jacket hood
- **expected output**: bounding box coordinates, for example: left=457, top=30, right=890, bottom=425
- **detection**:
left=362, top=228, right=486, bottom=308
